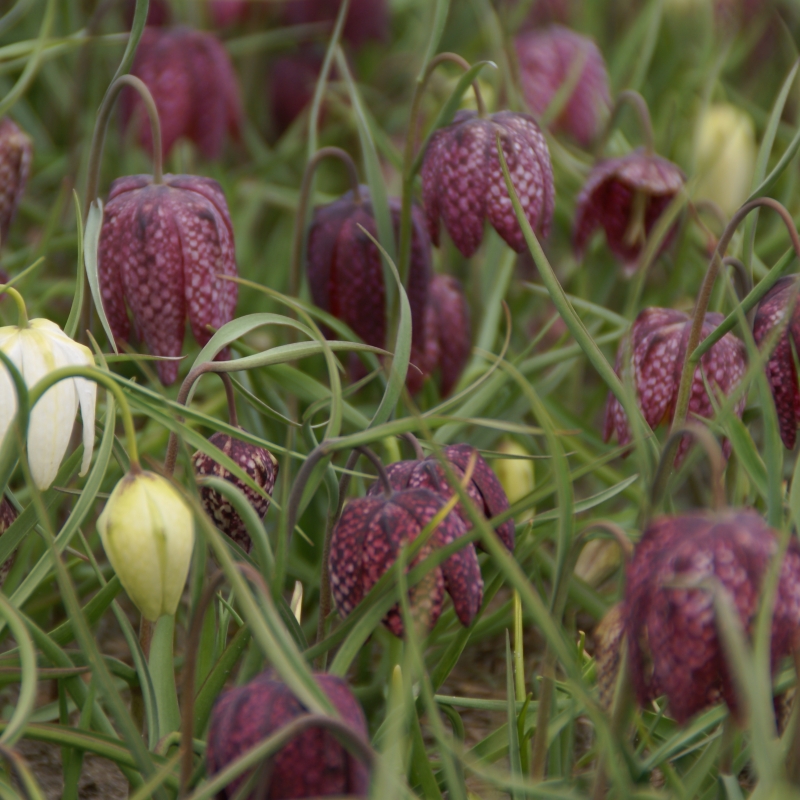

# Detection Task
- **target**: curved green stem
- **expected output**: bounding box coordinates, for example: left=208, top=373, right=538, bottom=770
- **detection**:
left=597, top=89, right=655, bottom=156
left=355, top=445, right=392, bottom=496
left=1, top=286, right=27, bottom=328
left=29, top=365, right=139, bottom=470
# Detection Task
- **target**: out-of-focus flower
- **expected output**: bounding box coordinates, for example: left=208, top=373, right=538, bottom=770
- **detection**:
left=515, top=26, right=610, bottom=147
left=625, top=509, right=800, bottom=723
left=753, top=276, right=800, bottom=449
left=122, top=27, right=242, bottom=160
left=330, top=485, right=483, bottom=636
left=281, top=0, right=389, bottom=49
left=426, top=274, right=471, bottom=396
left=366, top=443, right=515, bottom=552
left=306, top=187, right=430, bottom=391
left=192, top=432, right=279, bottom=553
left=0, top=319, right=96, bottom=490
left=594, top=603, right=625, bottom=710
left=493, top=438, right=534, bottom=522
left=98, top=173, right=238, bottom=385
left=208, top=0, right=249, bottom=27
left=98, top=470, right=194, bottom=622
left=603, top=307, right=747, bottom=463
left=694, top=104, right=756, bottom=217
left=123, top=0, right=171, bottom=27
left=268, top=48, right=325, bottom=137
left=0, top=496, right=17, bottom=585
left=421, top=110, right=554, bottom=257
left=573, top=151, right=685, bottom=274
left=0, top=118, right=32, bottom=247
left=207, top=671, right=370, bottom=799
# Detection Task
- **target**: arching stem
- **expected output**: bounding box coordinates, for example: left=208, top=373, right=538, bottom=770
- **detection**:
left=1, top=286, right=27, bottom=328
left=164, top=363, right=216, bottom=476
left=355, top=445, right=392, bottom=497
left=597, top=89, right=655, bottom=157
left=724, top=256, right=753, bottom=304
left=401, top=431, right=425, bottom=460
left=220, top=373, right=238, bottom=428
left=289, top=146, right=362, bottom=301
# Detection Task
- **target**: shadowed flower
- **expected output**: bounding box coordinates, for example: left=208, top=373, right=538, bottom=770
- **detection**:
left=268, top=48, right=325, bottom=137
left=574, top=151, right=685, bottom=274
left=0, top=496, right=17, bottom=585
left=208, top=0, right=250, bottom=26
left=306, top=187, right=430, bottom=390
left=366, top=443, right=515, bottom=553
left=192, top=432, right=279, bottom=553
left=625, top=509, right=800, bottom=723
left=515, top=26, right=610, bottom=147
left=0, top=118, right=31, bottom=247
left=421, top=110, right=554, bottom=257
left=753, top=276, right=800, bottom=449
left=329, top=485, right=483, bottom=637
left=98, top=173, right=238, bottom=385
left=281, top=0, right=389, bottom=48
left=426, top=274, right=471, bottom=396
left=604, top=307, right=746, bottom=463
left=122, top=27, right=242, bottom=160
left=207, top=671, right=370, bottom=799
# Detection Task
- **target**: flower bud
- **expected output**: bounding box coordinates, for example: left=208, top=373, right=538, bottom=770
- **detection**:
left=207, top=670, right=370, bottom=799
left=0, top=118, right=32, bottom=247
left=192, top=432, right=278, bottom=553
left=694, top=104, right=756, bottom=217
left=98, top=471, right=195, bottom=621
left=493, top=438, right=534, bottom=522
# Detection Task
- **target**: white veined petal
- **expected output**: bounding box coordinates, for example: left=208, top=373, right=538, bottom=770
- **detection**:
left=0, top=330, right=21, bottom=450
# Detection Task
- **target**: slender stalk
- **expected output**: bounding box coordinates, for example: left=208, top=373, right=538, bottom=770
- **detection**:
left=219, top=373, right=238, bottom=428
left=597, top=89, right=655, bottom=156
left=355, top=446, right=392, bottom=496
left=723, top=256, right=753, bottom=303
left=2, top=286, right=27, bottom=328
left=164, top=363, right=215, bottom=476
left=401, top=431, right=425, bottom=460
left=289, top=147, right=362, bottom=301
left=786, top=649, right=800, bottom=784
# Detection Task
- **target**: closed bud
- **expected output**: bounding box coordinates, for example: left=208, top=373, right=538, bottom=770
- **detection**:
left=98, top=471, right=195, bottom=621
left=0, top=118, right=31, bottom=247
left=493, top=438, right=534, bottom=521
left=695, top=104, right=756, bottom=217
left=98, top=174, right=238, bottom=385
left=192, top=432, right=278, bottom=553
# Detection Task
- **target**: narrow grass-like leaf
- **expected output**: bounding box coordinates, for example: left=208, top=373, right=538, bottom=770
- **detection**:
left=83, top=199, right=118, bottom=354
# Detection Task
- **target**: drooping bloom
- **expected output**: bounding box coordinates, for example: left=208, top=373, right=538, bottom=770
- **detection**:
left=425, top=274, right=471, bottom=396
left=0, top=118, right=32, bottom=247
left=206, top=671, right=370, bottom=799
left=421, top=110, right=554, bottom=257
left=625, top=509, right=800, bottom=723
left=0, top=319, right=96, bottom=490
left=98, top=470, right=195, bottom=621
left=122, top=27, right=242, bottom=160
left=97, top=174, right=238, bottom=385
left=515, top=26, right=611, bottom=147
left=603, top=307, right=747, bottom=463
left=192, top=432, right=279, bottom=553
left=280, top=0, right=389, bottom=48
left=574, top=151, right=685, bottom=274
left=329, top=485, right=483, bottom=637
left=753, top=276, right=800, bottom=449
left=695, top=104, right=756, bottom=217
left=268, top=48, right=325, bottom=137
left=366, top=443, right=515, bottom=552
left=306, top=187, right=430, bottom=390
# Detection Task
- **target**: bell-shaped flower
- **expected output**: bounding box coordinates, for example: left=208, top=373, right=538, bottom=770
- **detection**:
left=0, top=318, right=96, bottom=490
left=0, top=118, right=32, bottom=246
left=98, top=470, right=195, bottom=621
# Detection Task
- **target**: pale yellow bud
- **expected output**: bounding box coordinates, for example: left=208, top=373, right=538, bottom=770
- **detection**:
left=695, top=103, right=756, bottom=217
left=98, top=470, right=195, bottom=621
left=493, top=439, right=535, bottom=521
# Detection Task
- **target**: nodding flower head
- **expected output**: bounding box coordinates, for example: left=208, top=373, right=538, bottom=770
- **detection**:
left=0, top=118, right=31, bottom=246
left=625, top=509, right=800, bottom=723
left=603, top=307, right=746, bottom=464
left=421, top=110, right=554, bottom=257
left=574, top=151, right=684, bottom=274
left=98, top=173, right=238, bottom=385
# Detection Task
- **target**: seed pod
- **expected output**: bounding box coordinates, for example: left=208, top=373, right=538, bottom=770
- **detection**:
left=329, top=487, right=483, bottom=637
left=574, top=151, right=685, bottom=274
left=206, top=670, right=370, bottom=799
left=122, top=26, right=242, bottom=160
left=421, top=110, right=554, bottom=257
left=515, top=26, right=610, bottom=147
left=98, top=470, right=195, bottom=621
left=192, top=432, right=279, bottom=553
left=625, top=509, right=800, bottom=723
left=0, top=496, right=17, bottom=585
left=604, top=307, right=746, bottom=464
left=98, top=173, right=238, bottom=385
left=0, top=118, right=32, bottom=247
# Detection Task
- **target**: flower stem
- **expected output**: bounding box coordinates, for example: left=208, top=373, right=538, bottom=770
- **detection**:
left=355, top=445, right=392, bottom=496
left=401, top=431, right=425, bottom=460
left=219, top=373, right=238, bottom=428
left=2, top=286, right=27, bottom=328
left=599, top=89, right=655, bottom=156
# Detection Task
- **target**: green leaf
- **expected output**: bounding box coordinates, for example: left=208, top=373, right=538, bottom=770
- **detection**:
left=506, top=632, right=523, bottom=800
left=65, top=190, right=85, bottom=339
left=83, top=199, right=118, bottom=354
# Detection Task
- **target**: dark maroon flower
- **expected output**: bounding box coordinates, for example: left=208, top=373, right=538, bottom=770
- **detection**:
left=753, top=276, right=800, bottom=449
left=574, top=151, right=685, bottom=273
left=421, top=110, right=554, bottom=258
left=208, top=0, right=249, bottom=27
left=428, top=274, right=471, bottom=397
left=0, top=496, right=17, bottom=585
left=281, top=0, right=389, bottom=49
left=625, top=509, right=800, bottom=723
left=98, top=174, right=238, bottom=385
left=306, top=187, right=431, bottom=391
left=329, top=485, right=483, bottom=637
left=192, top=432, right=279, bottom=553
left=515, top=26, right=610, bottom=147
left=206, top=670, right=370, bottom=799
left=366, top=443, right=515, bottom=553
left=0, top=118, right=31, bottom=247
left=604, top=307, right=746, bottom=463
left=122, top=27, right=242, bottom=160
left=268, top=48, right=325, bottom=137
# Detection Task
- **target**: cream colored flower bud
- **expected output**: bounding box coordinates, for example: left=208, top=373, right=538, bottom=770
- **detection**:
left=493, top=439, right=535, bottom=521
left=0, top=318, right=96, bottom=490
left=98, top=470, right=194, bottom=621
left=695, top=103, right=756, bottom=217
